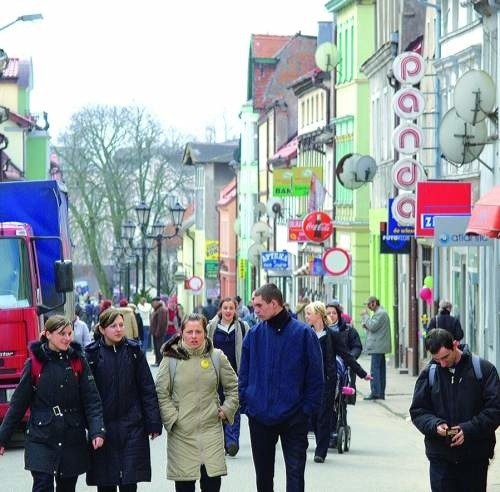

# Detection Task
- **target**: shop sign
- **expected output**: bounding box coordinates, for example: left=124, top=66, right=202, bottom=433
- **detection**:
left=273, top=167, right=323, bottom=197
left=205, top=240, right=219, bottom=261
left=415, top=181, right=471, bottom=237
left=261, top=251, right=290, bottom=270
left=434, top=215, right=492, bottom=247
left=288, top=219, right=308, bottom=242
left=204, top=260, right=219, bottom=279
left=302, top=211, right=334, bottom=243
left=238, top=258, right=247, bottom=279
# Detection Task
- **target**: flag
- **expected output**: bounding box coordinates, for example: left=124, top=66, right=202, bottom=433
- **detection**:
left=308, top=174, right=327, bottom=212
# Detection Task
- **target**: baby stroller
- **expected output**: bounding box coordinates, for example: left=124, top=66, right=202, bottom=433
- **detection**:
left=329, top=355, right=353, bottom=453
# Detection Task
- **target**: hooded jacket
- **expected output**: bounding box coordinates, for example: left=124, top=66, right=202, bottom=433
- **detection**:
left=410, top=351, right=500, bottom=464
left=0, top=341, right=105, bottom=477
left=155, top=335, right=239, bottom=481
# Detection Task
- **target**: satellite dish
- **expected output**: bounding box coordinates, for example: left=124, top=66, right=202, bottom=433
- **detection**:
left=248, top=243, right=265, bottom=267
left=255, top=202, right=267, bottom=216
left=336, top=153, right=377, bottom=190
left=315, top=42, right=339, bottom=72
left=250, top=222, right=273, bottom=243
left=266, top=197, right=283, bottom=217
left=439, top=108, right=487, bottom=165
left=454, top=70, right=496, bottom=125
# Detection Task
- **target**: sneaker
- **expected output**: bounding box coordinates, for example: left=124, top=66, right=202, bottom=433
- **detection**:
left=226, top=443, right=239, bottom=457
left=314, top=456, right=325, bottom=463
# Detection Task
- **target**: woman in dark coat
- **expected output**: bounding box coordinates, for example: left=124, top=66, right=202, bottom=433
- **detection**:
left=305, top=301, right=372, bottom=463
left=85, top=308, right=162, bottom=492
left=0, top=315, right=105, bottom=491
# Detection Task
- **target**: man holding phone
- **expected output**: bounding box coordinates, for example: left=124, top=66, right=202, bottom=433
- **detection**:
left=410, top=329, right=500, bottom=492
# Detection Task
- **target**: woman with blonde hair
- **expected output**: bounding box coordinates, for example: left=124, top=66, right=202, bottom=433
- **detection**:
left=156, top=313, right=239, bottom=491
left=305, top=301, right=371, bottom=463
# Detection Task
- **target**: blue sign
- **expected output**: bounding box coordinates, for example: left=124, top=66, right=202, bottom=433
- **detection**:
left=381, top=199, right=413, bottom=254
left=261, top=251, right=290, bottom=270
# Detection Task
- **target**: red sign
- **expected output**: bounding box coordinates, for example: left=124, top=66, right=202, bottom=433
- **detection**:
left=415, top=181, right=472, bottom=237
left=302, top=211, right=334, bottom=242
left=287, top=219, right=308, bottom=242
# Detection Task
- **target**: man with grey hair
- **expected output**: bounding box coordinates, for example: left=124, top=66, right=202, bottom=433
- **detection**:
left=426, top=300, right=463, bottom=341
left=361, top=296, right=392, bottom=400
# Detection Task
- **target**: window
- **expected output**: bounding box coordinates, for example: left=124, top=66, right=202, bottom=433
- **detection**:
left=0, top=238, right=32, bottom=308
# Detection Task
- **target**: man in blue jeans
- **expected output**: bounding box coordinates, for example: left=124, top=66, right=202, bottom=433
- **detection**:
left=361, top=296, right=391, bottom=400
left=239, top=284, right=323, bottom=492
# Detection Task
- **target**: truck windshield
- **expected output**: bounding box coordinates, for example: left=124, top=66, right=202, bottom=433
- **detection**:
left=0, top=238, right=32, bottom=308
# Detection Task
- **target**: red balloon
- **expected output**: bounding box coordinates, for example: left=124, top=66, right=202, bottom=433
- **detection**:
left=419, top=286, right=432, bottom=302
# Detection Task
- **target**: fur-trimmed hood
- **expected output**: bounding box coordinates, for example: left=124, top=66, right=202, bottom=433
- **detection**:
left=160, top=334, right=214, bottom=360
left=29, top=340, right=83, bottom=363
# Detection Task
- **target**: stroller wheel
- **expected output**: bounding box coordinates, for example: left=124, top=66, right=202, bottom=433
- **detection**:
left=337, top=426, right=345, bottom=454
left=344, top=425, right=351, bottom=452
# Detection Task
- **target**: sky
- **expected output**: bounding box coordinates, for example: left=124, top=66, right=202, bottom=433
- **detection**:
left=1, top=0, right=330, bottom=143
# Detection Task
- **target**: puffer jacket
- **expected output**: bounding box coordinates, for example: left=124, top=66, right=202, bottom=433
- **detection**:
left=0, top=342, right=105, bottom=477
left=155, top=335, right=239, bottom=481
left=410, top=352, right=500, bottom=464
left=85, top=338, right=162, bottom=486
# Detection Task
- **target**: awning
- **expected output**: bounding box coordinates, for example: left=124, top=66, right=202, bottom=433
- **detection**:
left=466, top=185, right=500, bottom=238
left=269, top=136, right=298, bottom=164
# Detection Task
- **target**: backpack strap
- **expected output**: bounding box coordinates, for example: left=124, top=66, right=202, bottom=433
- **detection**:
left=471, top=354, right=483, bottom=381
left=30, top=357, right=43, bottom=387
left=428, top=363, right=437, bottom=388
left=168, top=357, right=178, bottom=395
left=428, top=355, right=483, bottom=388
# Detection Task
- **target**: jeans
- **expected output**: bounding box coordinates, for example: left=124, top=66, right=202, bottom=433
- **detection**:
left=370, top=353, right=386, bottom=398
left=429, top=459, right=489, bottom=492
left=174, top=465, right=221, bottom=492
left=248, top=410, right=309, bottom=492
left=31, top=472, right=78, bottom=492
left=224, top=409, right=241, bottom=450
left=97, top=486, right=137, bottom=492
left=142, top=325, right=151, bottom=351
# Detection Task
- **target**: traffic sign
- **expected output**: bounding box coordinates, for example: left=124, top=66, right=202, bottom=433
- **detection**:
left=187, top=276, right=203, bottom=292
left=415, top=181, right=472, bottom=237
left=322, top=247, right=351, bottom=276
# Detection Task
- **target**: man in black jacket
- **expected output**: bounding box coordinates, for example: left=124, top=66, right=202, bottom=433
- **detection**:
left=410, top=329, right=500, bottom=492
left=426, top=300, right=463, bottom=341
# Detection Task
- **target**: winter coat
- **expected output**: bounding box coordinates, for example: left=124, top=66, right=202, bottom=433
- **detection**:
left=118, top=307, right=139, bottom=339
left=361, top=306, right=392, bottom=354
left=332, top=318, right=363, bottom=359
left=150, top=304, right=168, bottom=338
left=155, top=335, right=239, bottom=481
left=207, top=316, right=249, bottom=372
left=85, top=338, right=162, bottom=486
left=426, top=310, right=464, bottom=341
left=0, top=342, right=105, bottom=477
left=239, top=310, right=324, bottom=425
left=410, top=352, right=500, bottom=464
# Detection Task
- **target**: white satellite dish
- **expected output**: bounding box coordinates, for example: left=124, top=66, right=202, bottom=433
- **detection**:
left=439, top=108, right=487, bottom=165
left=248, top=243, right=265, bottom=267
left=266, top=197, right=283, bottom=217
left=255, top=202, right=267, bottom=216
left=315, top=42, right=339, bottom=72
left=250, top=222, right=272, bottom=243
left=454, top=70, right=496, bottom=125
left=336, top=153, right=377, bottom=190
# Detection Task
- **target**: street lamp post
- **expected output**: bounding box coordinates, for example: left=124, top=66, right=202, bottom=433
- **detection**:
left=150, top=201, right=186, bottom=297
left=135, top=202, right=151, bottom=294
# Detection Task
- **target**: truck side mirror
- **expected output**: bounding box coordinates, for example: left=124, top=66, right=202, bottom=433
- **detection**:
left=55, top=260, right=73, bottom=293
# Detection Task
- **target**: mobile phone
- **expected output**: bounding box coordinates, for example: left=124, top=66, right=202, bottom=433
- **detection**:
left=445, top=427, right=459, bottom=444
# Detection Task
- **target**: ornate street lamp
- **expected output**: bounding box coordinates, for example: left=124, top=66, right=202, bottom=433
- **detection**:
left=135, top=202, right=151, bottom=294
left=150, top=201, right=186, bottom=297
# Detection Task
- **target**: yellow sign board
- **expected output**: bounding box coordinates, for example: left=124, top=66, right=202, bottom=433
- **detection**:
left=205, top=240, right=219, bottom=261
